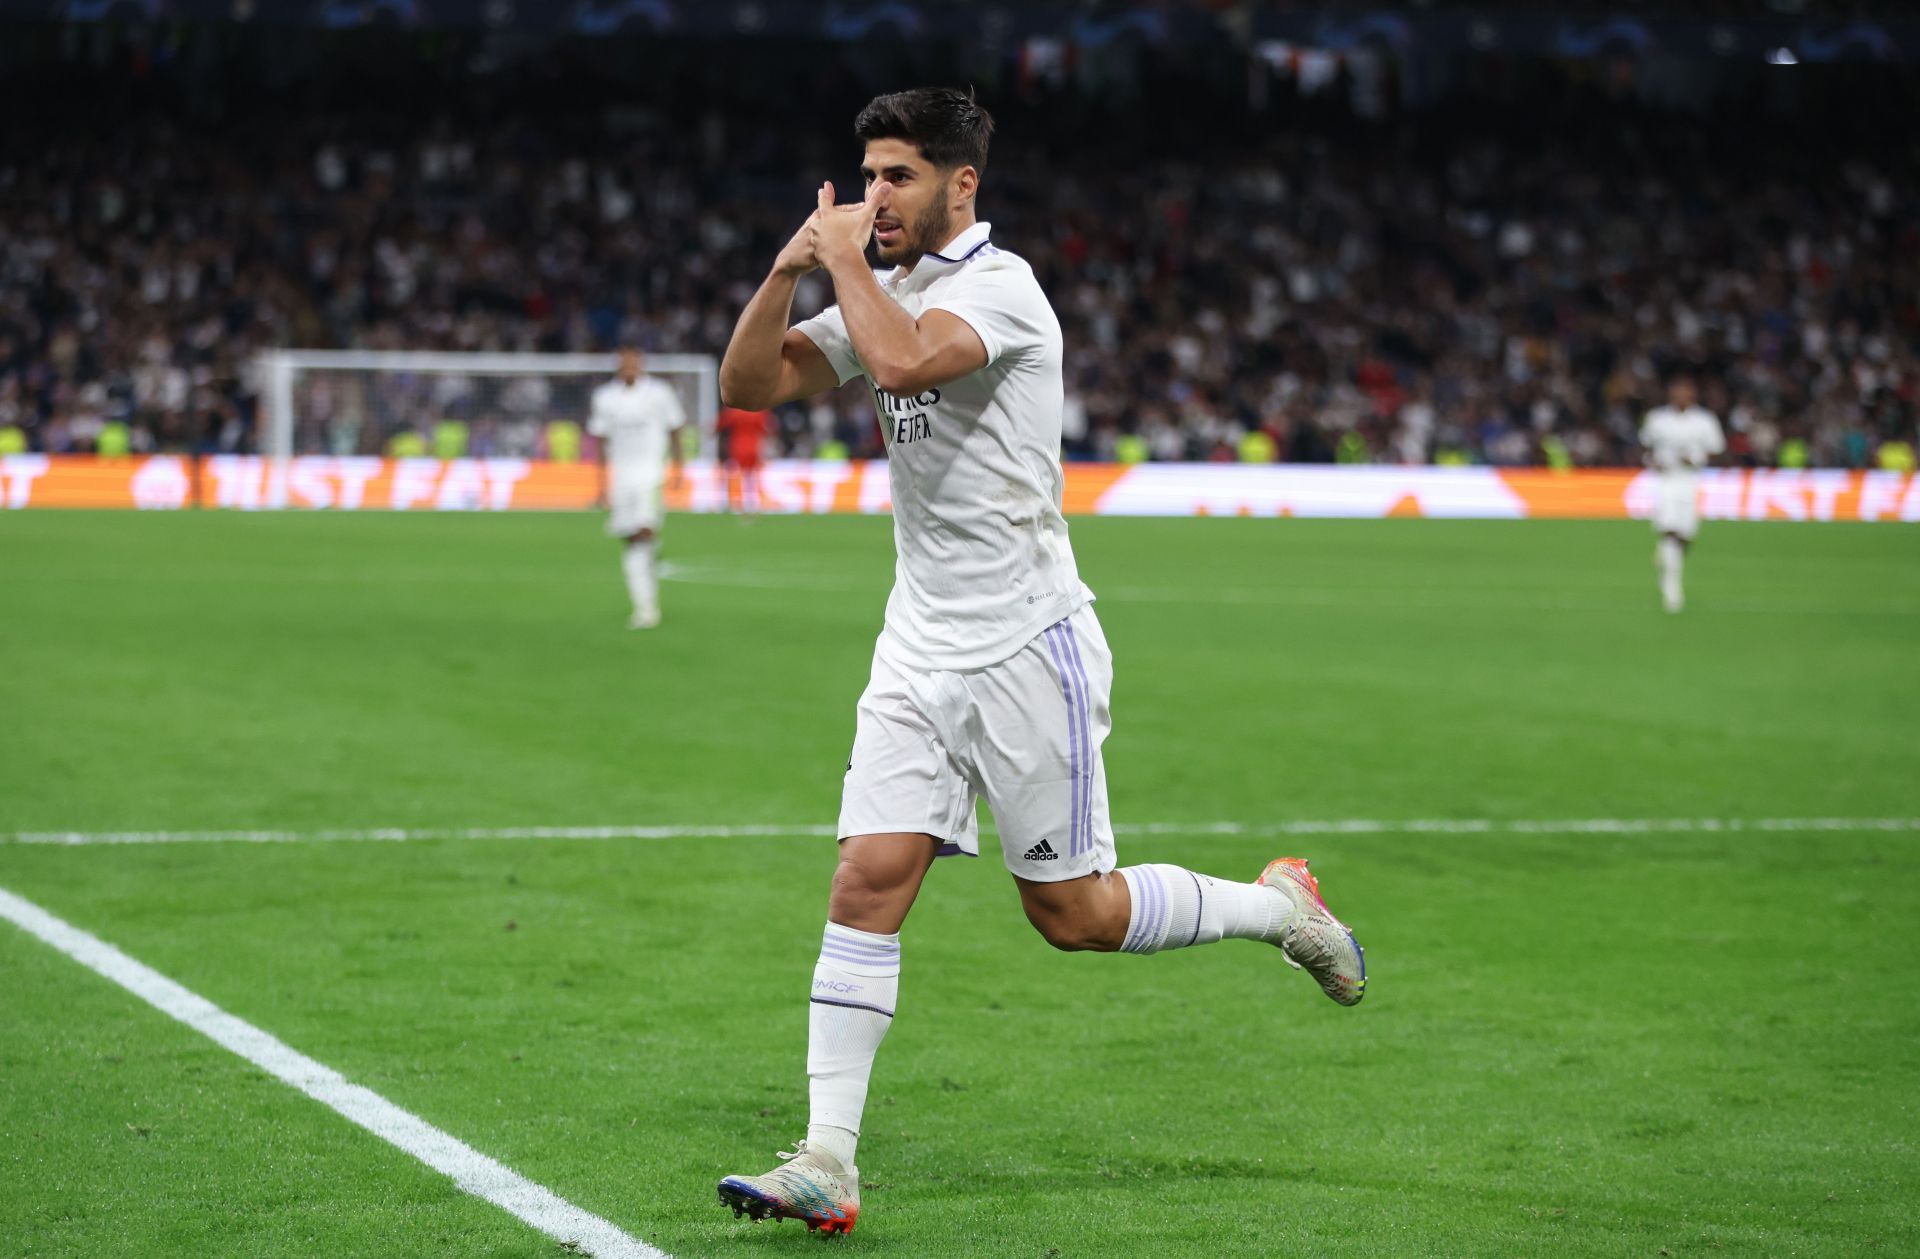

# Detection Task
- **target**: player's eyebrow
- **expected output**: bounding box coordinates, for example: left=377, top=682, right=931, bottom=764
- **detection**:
left=862, top=164, right=915, bottom=181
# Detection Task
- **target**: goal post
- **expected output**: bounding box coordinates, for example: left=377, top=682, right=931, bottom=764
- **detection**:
left=256, top=349, right=720, bottom=462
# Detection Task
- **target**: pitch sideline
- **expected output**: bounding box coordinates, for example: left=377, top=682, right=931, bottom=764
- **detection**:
left=4, top=817, right=1918, bottom=846
left=0, top=884, right=668, bottom=1259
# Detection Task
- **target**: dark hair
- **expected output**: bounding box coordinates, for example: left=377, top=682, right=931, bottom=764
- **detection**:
left=854, top=87, right=994, bottom=174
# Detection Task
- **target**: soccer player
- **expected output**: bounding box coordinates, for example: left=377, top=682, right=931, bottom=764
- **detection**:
left=715, top=403, right=771, bottom=515
left=711, top=88, right=1368, bottom=1236
left=587, top=347, right=686, bottom=629
left=1639, top=375, right=1725, bottom=613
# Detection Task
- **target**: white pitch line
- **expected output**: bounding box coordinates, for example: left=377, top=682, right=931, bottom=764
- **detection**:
left=4, top=818, right=1918, bottom=847
left=0, top=885, right=667, bottom=1259
left=4, top=823, right=839, bottom=847
left=1117, top=817, right=1920, bottom=837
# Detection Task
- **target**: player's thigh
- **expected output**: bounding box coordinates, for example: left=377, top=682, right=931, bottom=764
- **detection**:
left=838, top=652, right=978, bottom=858
left=968, top=606, right=1115, bottom=883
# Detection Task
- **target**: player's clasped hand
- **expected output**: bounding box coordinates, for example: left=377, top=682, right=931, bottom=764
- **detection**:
left=808, top=179, right=891, bottom=272
left=771, top=180, right=888, bottom=277
left=772, top=210, right=820, bottom=278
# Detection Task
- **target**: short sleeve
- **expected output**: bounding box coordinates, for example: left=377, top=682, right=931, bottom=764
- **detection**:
left=793, top=305, right=863, bottom=386
left=925, top=266, right=1050, bottom=366
left=1704, top=416, right=1727, bottom=456
left=585, top=391, right=609, bottom=437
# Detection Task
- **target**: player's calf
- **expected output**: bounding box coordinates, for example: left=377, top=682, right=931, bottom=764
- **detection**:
left=1016, top=871, right=1130, bottom=951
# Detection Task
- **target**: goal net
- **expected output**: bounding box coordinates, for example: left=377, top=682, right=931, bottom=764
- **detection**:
left=256, top=350, right=718, bottom=461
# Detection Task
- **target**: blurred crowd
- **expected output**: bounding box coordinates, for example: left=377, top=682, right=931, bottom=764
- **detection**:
left=2, top=99, right=1915, bottom=469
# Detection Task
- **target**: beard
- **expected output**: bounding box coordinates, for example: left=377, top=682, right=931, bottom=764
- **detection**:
left=877, top=181, right=952, bottom=267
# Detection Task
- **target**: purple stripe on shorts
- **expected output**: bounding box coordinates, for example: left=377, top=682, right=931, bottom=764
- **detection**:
left=1052, top=622, right=1086, bottom=859
left=1042, top=623, right=1084, bottom=860
left=1059, top=620, right=1096, bottom=858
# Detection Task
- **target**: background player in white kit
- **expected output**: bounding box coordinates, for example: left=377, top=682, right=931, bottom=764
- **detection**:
left=587, top=347, right=686, bottom=628
left=1640, top=376, right=1726, bottom=613
left=711, top=88, right=1368, bottom=1237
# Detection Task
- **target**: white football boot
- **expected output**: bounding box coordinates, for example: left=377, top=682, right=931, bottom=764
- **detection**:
left=1258, top=857, right=1368, bottom=1006
left=718, top=1141, right=859, bottom=1235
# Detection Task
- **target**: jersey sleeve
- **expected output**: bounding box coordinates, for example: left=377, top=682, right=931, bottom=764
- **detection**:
left=925, top=265, right=1050, bottom=366
left=586, top=389, right=610, bottom=438
left=1704, top=415, right=1727, bottom=457
left=792, top=304, right=863, bottom=386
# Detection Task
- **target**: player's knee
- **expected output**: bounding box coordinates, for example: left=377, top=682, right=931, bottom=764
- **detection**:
left=828, top=852, right=911, bottom=924
left=829, top=860, right=880, bottom=916
left=630, top=528, right=656, bottom=544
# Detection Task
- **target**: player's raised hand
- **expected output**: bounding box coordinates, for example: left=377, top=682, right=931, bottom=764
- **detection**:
left=772, top=203, right=823, bottom=278
left=808, top=178, right=891, bottom=272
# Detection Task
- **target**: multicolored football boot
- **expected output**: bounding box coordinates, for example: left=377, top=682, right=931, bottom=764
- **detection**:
left=1258, top=857, right=1367, bottom=1006
left=717, top=1141, right=859, bottom=1236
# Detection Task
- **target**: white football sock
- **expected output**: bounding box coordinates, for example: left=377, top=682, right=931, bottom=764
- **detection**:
left=621, top=540, right=657, bottom=613
left=1116, top=864, right=1289, bottom=954
left=806, top=923, right=899, bottom=1169
left=1657, top=537, right=1684, bottom=610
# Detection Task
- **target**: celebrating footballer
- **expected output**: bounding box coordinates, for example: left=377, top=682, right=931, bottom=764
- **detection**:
left=714, top=86, right=1369, bottom=1235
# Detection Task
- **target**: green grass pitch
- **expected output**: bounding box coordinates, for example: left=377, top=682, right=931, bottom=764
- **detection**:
left=2, top=510, right=1916, bottom=1257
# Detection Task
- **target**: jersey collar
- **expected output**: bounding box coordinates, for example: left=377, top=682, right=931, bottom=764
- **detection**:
left=924, top=221, right=992, bottom=265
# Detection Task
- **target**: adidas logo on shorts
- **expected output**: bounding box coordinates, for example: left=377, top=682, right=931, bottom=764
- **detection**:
left=1023, top=839, right=1059, bottom=862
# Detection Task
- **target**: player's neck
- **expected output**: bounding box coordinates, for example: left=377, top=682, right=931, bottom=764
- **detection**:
left=899, top=212, right=978, bottom=278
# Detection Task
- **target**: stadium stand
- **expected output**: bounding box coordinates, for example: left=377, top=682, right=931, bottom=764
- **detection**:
left=1, top=36, right=1914, bottom=469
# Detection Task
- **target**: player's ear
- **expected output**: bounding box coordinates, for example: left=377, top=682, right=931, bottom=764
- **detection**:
left=953, top=165, right=979, bottom=209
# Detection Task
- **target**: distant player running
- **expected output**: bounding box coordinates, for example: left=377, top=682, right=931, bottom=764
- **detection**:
left=713, top=87, right=1367, bottom=1236
left=588, top=347, right=686, bottom=629
left=1640, top=375, right=1725, bottom=613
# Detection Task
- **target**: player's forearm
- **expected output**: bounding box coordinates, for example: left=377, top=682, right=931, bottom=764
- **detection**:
left=720, top=269, right=803, bottom=409
left=824, top=254, right=928, bottom=397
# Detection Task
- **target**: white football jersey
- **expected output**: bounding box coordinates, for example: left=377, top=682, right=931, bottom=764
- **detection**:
left=795, top=221, right=1091, bottom=671
left=1640, top=405, right=1725, bottom=473
left=587, top=376, right=684, bottom=475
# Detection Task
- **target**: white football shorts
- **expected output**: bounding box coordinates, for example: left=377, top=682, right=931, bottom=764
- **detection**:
left=606, top=469, right=663, bottom=536
left=1652, top=471, right=1701, bottom=539
left=838, top=602, right=1115, bottom=883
